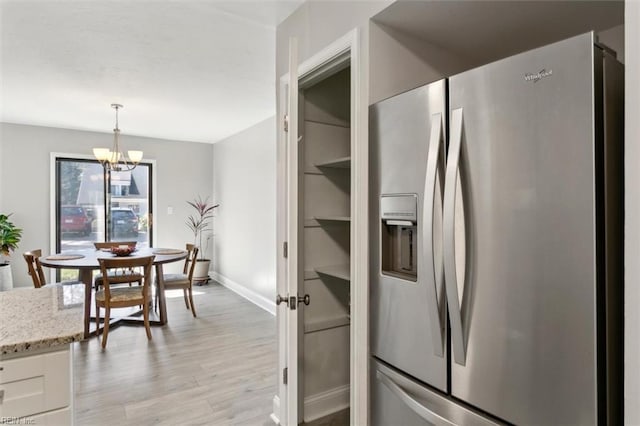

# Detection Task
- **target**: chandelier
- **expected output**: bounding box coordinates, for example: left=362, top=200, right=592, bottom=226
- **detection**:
left=93, top=104, right=143, bottom=171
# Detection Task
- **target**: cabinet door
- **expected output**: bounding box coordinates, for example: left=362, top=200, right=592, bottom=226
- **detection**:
left=0, top=348, right=71, bottom=417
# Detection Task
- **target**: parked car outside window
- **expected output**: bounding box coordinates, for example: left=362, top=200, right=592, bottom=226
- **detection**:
left=111, top=208, right=139, bottom=237
left=61, top=205, right=92, bottom=236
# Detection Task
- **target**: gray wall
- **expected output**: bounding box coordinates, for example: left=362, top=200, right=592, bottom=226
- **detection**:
left=276, top=1, right=392, bottom=79
left=369, top=21, right=471, bottom=104
left=0, top=126, right=3, bottom=213
left=598, top=24, right=625, bottom=63
left=212, top=116, right=276, bottom=305
left=0, top=123, right=213, bottom=287
left=625, top=2, right=639, bottom=423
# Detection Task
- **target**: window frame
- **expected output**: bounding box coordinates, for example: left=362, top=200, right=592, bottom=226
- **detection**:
left=49, top=153, right=157, bottom=281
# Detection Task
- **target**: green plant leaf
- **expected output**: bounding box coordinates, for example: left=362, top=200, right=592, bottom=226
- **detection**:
left=0, top=213, right=23, bottom=257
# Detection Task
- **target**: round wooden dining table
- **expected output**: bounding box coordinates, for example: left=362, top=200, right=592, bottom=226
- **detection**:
left=39, top=247, right=188, bottom=338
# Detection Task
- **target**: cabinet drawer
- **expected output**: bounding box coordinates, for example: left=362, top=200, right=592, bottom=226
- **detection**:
left=0, top=348, right=71, bottom=417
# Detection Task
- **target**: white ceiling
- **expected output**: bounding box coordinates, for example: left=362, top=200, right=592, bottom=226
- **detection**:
left=0, top=0, right=304, bottom=143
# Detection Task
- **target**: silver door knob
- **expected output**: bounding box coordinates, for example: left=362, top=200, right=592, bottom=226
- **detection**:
left=276, top=294, right=309, bottom=309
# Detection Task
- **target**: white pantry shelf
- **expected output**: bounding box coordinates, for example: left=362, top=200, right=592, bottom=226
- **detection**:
left=314, top=216, right=351, bottom=223
left=315, top=156, right=351, bottom=169
left=315, top=264, right=350, bottom=282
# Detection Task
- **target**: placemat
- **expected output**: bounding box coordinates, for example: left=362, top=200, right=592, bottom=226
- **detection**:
left=45, top=254, right=85, bottom=261
left=153, top=248, right=185, bottom=255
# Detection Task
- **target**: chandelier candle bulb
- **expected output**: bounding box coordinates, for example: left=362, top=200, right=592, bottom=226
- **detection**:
left=93, top=148, right=110, bottom=161
left=128, top=150, right=143, bottom=163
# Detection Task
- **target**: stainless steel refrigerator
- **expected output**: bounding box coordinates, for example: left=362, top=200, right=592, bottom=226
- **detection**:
left=370, top=32, right=624, bottom=425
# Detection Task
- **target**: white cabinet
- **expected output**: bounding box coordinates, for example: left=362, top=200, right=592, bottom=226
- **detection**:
left=0, top=346, right=73, bottom=424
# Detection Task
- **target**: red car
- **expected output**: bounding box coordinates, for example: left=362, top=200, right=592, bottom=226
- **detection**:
left=61, top=205, right=92, bottom=236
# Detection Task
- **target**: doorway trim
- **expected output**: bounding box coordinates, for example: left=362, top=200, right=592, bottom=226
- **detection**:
left=274, top=27, right=369, bottom=425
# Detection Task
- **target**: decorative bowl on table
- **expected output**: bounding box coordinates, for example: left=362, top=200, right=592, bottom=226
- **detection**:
left=110, top=245, right=136, bottom=257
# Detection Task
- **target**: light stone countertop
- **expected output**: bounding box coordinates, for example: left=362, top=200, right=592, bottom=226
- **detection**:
left=0, top=284, right=85, bottom=355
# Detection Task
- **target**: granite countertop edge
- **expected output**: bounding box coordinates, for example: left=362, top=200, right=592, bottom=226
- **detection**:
left=1, top=332, right=85, bottom=355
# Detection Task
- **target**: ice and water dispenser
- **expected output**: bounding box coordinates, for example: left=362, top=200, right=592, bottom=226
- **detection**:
left=380, top=194, right=418, bottom=282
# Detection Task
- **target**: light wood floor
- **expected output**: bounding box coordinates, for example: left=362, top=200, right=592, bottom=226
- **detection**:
left=73, top=282, right=276, bottom=426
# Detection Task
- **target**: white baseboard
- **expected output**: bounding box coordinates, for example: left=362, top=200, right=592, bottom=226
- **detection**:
left=304, top=385, right=350, bottom=423
left=211, top=271, right=276, bottom=316
left=271, top=395, right=280, bottom=425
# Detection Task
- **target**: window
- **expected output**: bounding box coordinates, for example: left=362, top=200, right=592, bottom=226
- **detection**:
left=55, top=157, right=153, bottom=266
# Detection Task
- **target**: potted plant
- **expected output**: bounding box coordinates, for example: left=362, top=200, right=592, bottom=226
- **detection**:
left=186, top=196, right=219, bottom=283
left=0, top=214, right=23, bottom=291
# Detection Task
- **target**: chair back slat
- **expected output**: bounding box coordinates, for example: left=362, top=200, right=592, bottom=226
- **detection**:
left=23, top=249, right=47, bottom=288
left=184, top=244, right=199, bottom=277
left=187, top=245, right=199, bottom=280
left=94, top=241, right=137, bottom=250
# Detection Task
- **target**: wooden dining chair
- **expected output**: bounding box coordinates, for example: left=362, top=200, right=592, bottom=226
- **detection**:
left=92, top=241, right=142, bottom=290
left=95, top=255, right=154, bottom=349
left=93, top=241, right=137, bottom=250
left=23, top=249, right=68, bottom=288
left=155, top=244, right=199, bottom=317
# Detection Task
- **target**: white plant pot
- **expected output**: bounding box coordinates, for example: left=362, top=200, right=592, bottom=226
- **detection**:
left=193, top=259, right=211, bottom=283
left=0, top=264, right=13, bottom=291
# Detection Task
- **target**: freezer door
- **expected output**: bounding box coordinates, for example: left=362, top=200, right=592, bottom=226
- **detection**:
left=372, top=359, right=499, bottom=426
left=446, top=33, right=599, bottom=424
left=370, top=80, right=447, bottom=391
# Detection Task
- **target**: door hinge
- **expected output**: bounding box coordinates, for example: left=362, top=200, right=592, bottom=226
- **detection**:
left=283, top=367, right=288, bottom=385
left=284, top=114, right=289, bottom=132
left=283, top=241, right=288, bottom=258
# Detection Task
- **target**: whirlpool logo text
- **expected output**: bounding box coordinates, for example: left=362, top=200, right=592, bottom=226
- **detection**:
left=524, top=69, right=553, bottom=83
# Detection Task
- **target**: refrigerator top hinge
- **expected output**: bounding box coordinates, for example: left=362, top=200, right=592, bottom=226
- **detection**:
left=283, top=367, right=288, bottom=385
left=283, top=241, right=288, bottom=258
left=284, top=114, right=289, bottom=132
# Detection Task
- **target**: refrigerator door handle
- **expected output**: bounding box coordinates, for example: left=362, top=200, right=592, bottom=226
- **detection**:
left=443, top=107, right=467, bottom=366
left=423, top=112, right=445, bottom=357
left=377, top=370, right=456, bottom=426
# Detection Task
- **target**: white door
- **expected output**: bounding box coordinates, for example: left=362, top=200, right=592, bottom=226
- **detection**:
left=276, top=31, right=365, bottom=425
left=277, top=37, right=302, bottom=426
